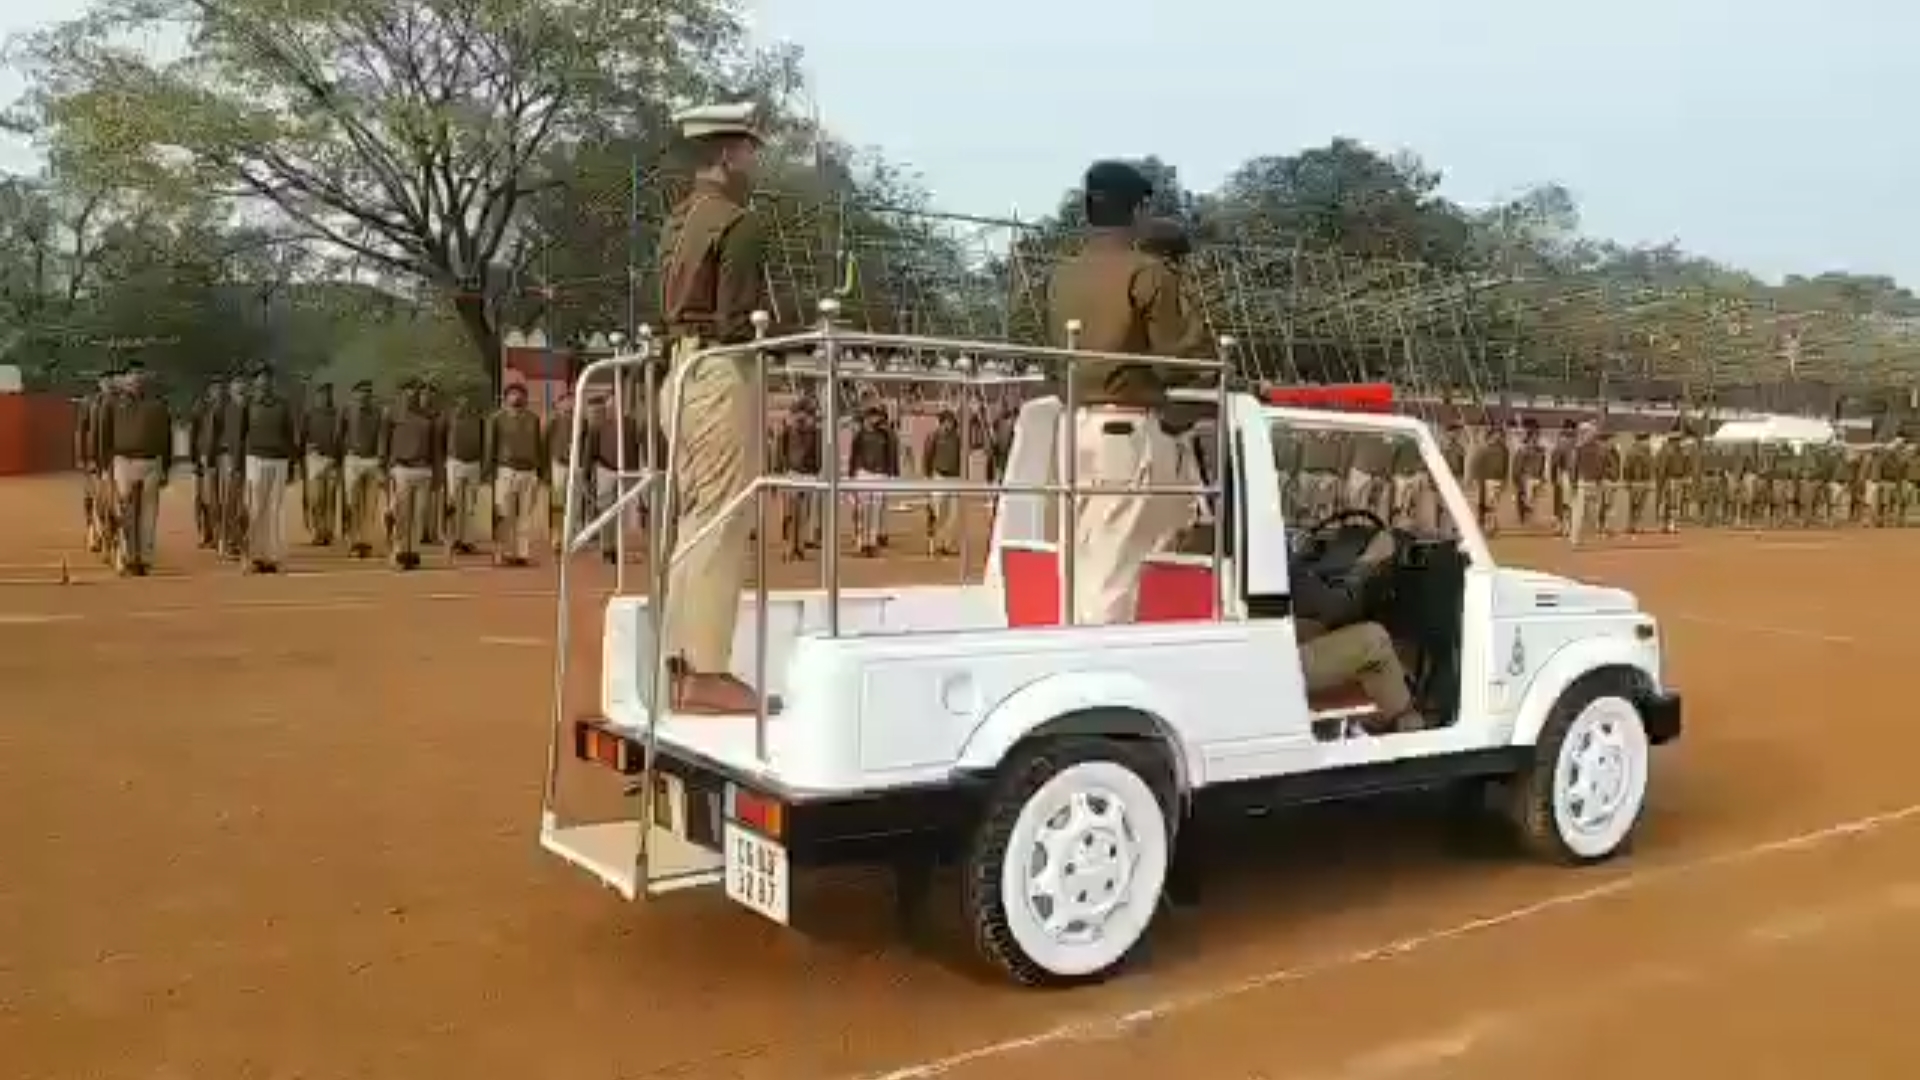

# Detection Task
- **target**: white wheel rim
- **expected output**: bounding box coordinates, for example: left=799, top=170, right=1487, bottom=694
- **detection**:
left=1000, top=760, right=1168, bottom=978
left=1551, top=695, right=1650, bottom=859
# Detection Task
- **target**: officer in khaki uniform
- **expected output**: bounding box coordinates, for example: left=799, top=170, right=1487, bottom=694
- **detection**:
left=95, top=363, right=173, bottom=576
left=239, top=369, right=299, bottom=574
left=1793, top=443, right=1823, bottom=528
left=189, top=380, right=227, bottom=548
left=75, top=373, right=109, bottom=554
left=1654, top=429, right=1692, bottom=534
left=654, top=102, right=772, bottom=714
left=381, top=379, right=439, bottom=569
left=1821, top=443, right=1849, bottom=527
left=337, top=381, right=384, bottom=557
left=440, top=392, right=488, bottom=555
left=921, top=409, right=966, bottom=556
left=1901, top=442, right=1920, bottom=527
left=1047, top=160, right=1210, bottom=625
left=1548, top=419, right=1576, bottom=534
left=1567, top=422, right=1610, bottom=546
left=1466, top=424, right=1510, bottom=534
left=215, top=375, right=251, bottom=557
left=486, top=382, right=546, bottom=566
left=1621, top=432, right=1654, bottom=534
left=1725, top=440, right=1755, bottom=529
left=300, top=382, right=342, bottom=546
left=1512, top=421, right=1545, bottom=528
left=1387, top=432, right=1425, bottom=529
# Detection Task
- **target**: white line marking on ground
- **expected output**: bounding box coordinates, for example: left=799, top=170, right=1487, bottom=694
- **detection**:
left=0, top=588, right=557, bottom=624
left=478, top=635, right=546, bottom=648
left=850, top=800, right=1920, bottom=1080
left=1673, top=613, right=1857, bottom=646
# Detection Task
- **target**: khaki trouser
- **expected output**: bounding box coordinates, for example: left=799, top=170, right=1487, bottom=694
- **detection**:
left=445, top=458, right=485, bottom=547
left=194, top=462, right=221, bottom=545
left=928, top=486, right=960, bottom=553
left=493, top=467, right=542, bottom=561
left=1827, top=481, right=1851, bottom=526
left=1514, top=476, right=1542, bottom=524
left=1297, top=470, right=1337, bottom=521
left=1344, top=469, right=1382, bottom=518
left=218, top=452, right=248, bottom=552
left=1299, top=619, right=1412, bottom=718
left=1550, top=473, right=1572, bottom=526
left=1475, top=478, right=1505, bottom=531
left=1568, top=479, right=1606, bottom=545
left=304, top=452, right=340, bottom=543
left=1071, top=406, right=1187, bottom=625
left=243, top=455, right=291, bottom=564
left=83, top=467, right=108, bottom=551
left=1392, top=472, right=1431, bottom=529
left=388, top=464, right=435, bottom=558
left=851, top=469, right=888, bottom=548
left=550, top=459, right=585, bottom=550
left=779, top=487, right=818, bottom=553
left=111, top=456, right=163, bottom=566
left=661, top=338, right=757, bottom=674
left=593, top=463, right=641, bottom=556
left=342, top=454, right=383, bottom=548
left=1657, top=479, right=1690, bottom=531
left=1625, top=480, right=1653, bottom=532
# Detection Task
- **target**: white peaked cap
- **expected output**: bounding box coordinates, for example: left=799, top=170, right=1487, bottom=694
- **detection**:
left=673, top=101, right=763, bottom=142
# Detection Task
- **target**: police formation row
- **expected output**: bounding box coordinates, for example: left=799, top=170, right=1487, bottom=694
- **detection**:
left=71, top=366, right=636, bottom=576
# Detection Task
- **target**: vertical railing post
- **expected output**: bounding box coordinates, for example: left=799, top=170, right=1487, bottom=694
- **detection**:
left=749, top=311, right=772, bottom=762
left=613, top=343, right=631, bottom=593
left=1213, top=335, right=1236, bottom=618
left=1061, top=320, right=1082, bottom=626
left=818, top=298, right=844, bottom=638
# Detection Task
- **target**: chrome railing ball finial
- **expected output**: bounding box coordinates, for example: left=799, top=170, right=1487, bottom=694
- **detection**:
left=750, top=310, right=771, bottom=339
left=817, top=297, right=842, bottom=322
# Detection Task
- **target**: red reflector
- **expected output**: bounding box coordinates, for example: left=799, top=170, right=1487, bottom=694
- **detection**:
left=728, top=785, right=785, bottom=839
left=572, top=720, right=638, bottom=773
left=1263, top=382, right=1395, bottom=413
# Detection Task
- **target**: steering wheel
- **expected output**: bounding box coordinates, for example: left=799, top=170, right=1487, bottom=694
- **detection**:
left=1298, top=508, right=1393, bottom=572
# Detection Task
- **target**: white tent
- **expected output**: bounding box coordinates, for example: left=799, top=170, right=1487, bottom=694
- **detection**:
left=1708, top=415, right=1837, bottom=446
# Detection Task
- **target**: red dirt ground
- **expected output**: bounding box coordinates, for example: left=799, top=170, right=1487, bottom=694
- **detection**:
left=3, top=473, right=1917, bottom=1080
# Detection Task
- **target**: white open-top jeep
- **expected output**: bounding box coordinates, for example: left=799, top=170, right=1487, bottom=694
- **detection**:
left=540, top=310, right=1683, bottom=987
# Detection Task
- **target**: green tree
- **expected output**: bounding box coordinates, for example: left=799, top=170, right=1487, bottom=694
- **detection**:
left=9, top=0, right=761, bottom=379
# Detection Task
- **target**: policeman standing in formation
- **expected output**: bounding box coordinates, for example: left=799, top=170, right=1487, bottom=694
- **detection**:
left=655, top=101, right=770, bottom=714
left=486, top=382, right=547, bottom=566
left=1046, top=160, right=1210, bottom=625
left=94, top=362, right=173, bottom=576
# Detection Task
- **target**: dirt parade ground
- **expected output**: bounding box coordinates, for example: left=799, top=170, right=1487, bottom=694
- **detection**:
left=5, top=472, right=1920, bottom=1080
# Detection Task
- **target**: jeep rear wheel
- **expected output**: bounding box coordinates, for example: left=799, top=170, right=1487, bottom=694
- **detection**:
left=964, top=738, right=1173, bottom=987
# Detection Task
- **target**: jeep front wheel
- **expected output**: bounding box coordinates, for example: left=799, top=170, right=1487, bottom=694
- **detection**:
left=1511, top=688, right=1652, bottom=864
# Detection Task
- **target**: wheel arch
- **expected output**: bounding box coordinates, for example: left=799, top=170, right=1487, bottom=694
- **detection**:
left=952, top=672, right=1197, bottom=795
left=1511, top=650, right=1656, bottom=747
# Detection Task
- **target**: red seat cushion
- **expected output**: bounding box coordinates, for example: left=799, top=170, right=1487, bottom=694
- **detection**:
left=1000, top=545, right=1218, bottom=626
left=1001, top=544, right=1061, bottom=627
left=1135, top=557, right=1216, bottom=622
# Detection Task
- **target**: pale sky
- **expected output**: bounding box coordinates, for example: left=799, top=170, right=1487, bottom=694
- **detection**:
left=6, top=0, right=1916, bottom=284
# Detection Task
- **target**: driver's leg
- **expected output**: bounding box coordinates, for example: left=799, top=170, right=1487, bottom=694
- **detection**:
left=1300, top=622, right=1419, bottom=731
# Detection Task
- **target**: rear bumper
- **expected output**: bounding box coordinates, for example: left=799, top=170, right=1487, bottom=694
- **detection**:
left=1637, top=690, right=1683, bottom=745
left=570, top=718, right=981, bottom=866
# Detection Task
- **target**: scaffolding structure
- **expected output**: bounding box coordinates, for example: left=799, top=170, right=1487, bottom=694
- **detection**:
left=510, top=172, right=1920, bottom=430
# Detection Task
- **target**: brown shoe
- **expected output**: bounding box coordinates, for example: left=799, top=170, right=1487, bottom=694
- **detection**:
left=671, top=671, right=782, bottom=716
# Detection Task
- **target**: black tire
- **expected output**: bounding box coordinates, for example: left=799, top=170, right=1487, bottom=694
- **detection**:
left=963, top=735, right=1176, bottom=988
left=1507, top=673, right=1652, bottom=865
